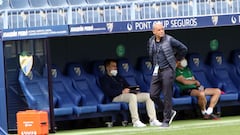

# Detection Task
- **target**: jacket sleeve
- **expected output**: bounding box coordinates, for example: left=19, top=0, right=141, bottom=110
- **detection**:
left=147, top=37, right=153, bottom=62
left=170, top=37, right=188, bottom=60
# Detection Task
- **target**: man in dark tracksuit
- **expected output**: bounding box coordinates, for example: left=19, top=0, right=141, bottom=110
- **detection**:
left=147, top=22, right=188, bottom=127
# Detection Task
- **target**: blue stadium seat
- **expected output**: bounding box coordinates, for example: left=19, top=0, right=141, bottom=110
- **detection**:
left=9, top=0, right=30, bottom=9
left=0, top=0, right=11, bottom=10
left=86, top=0, right=105, bottom=4
left=172, top=84, right=193, bottom=110
left=29, top=0, right=49, bottom=8
left=117, top=58, right=148, bottom=92
left=66, top=63, right=124, bottom=124
left=229, top=49, right=240, bottom=86
left=124, top=0, right=140, bottom=2
left=137, top=57, right=153, bottom=91
left=207, top=51, right=239, bottom=94
left=188, top=53, right=238, bottom=102
left=48, top=0, right=68, bottom=7
left=105, top=0, right=124, bottom=3
left=91, top=60, right=106, bottom=78
left=18, top=70, right=73, bottom=117
left=67, top=63, right=121, bottom=112
left=188, top=52, right=239, bottom=103
left=206, top=51, right=240, bottom=110
left=67, top=0, right=87, bottom=5
left=67, top=63, right=126, bottom=124
left=43, top=65, right=98, bottom=117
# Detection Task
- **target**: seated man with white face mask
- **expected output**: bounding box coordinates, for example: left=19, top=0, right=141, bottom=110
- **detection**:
left=100, top=59, right=162, bottom=127
left=175, top=58, right=221, bottom=120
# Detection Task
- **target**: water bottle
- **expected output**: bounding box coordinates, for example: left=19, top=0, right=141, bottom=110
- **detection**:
left=198, top=85, right=204, bottom=91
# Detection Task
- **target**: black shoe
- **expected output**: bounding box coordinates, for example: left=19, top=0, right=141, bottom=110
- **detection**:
left=209, top=114, right=220, bottom=120
left=168, top=110, right=177, bottom=125
left=160, top=122, right=169, bottom=127
left=203, top=113, right=210, bottom=120
left=203, top=113, right=220, bottom=120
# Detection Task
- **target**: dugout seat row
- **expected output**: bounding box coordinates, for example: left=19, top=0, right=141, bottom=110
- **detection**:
left=187, top=52, right=240, bottom=114
left=18, top=64, right=129, bottom=126
left=91, top=58, right=193, bottom=112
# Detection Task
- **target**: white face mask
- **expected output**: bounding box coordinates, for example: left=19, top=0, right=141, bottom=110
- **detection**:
left=110, top=70, right=118, bottom=76
left=180, top=59, right=188, bottom=68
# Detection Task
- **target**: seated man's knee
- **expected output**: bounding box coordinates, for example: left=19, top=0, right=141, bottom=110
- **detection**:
left=215, top=88, right=221, bottom=96
left=198, top=92, right=206, bottom=98
left=128, top=93, right=137, bottom=100
left=142, top=92, right=150, bottom=98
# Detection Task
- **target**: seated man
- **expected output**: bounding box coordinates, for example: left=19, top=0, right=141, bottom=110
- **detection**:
left=100, top=59, right=162, bottom=127
left=175, top=58, right=221, bottom=120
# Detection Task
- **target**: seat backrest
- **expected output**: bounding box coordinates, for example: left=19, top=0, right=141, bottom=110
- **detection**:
left=10, top=0, right=30, bottom=9
left=43, top=65, right=81, bottom=107
left=187, top=53, right=214, bottom=88
left=137, top=57, right=153, bottom=87
left=67, top=0, right=87, bottom=5
left=208, top=51, right=238, bottom=93
left=86, top=0, right=105, bottom=4
left=117, top=58, right=138, bottom=86
left=106, top=0, right=124, bottom=3
left=67, top=63, right=106, bottom=105
left=0, top=0, right=11, bottom=10
left=117, top=58, right=149, bottom=91
left=230, top=49, right=240, bottom=74
left=29, top=0, right=49, bottom=8
left=48, top=0, right=68, bottom=7
left=92, top=60, right=106, bottom=78
left=18, top=70, right=51, bottom=110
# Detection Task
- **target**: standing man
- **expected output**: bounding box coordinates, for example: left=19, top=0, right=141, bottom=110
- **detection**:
left=148, top=22, right=188, bottom=127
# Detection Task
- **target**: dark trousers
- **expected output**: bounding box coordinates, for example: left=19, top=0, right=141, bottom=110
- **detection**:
left=150, top=67, right=175, bottom=123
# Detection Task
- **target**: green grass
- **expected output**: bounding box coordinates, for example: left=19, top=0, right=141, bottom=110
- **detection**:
left=52, top=116, right=240, bottom=135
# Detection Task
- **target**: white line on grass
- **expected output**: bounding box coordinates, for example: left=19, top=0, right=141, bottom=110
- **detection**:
left=57, top=119, right=240, bottom=135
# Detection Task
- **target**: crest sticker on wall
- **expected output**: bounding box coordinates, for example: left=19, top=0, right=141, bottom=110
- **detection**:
left=74, top=67, right=81, bottom=76
left=145, top=61, right=152, bottom=70
left=122, top=63, right=129, bottom=72
left=19, top=52, right=33, bottom=76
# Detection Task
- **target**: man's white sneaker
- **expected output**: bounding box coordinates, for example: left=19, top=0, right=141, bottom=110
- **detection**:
left=133, top=120, right=146, bottom=127
left=150, top=119, right=162, bottom=126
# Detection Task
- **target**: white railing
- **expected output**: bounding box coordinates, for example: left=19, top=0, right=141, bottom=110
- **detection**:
left=0, top=0, right=239, bottom=29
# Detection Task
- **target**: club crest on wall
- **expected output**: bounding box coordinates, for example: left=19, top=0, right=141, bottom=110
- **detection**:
left=19, top=52, right=33, bottom=76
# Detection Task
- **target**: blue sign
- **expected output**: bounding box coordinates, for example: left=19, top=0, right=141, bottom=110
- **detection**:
left=2, top=25, right=69, bottom=41
left=2, top=13, right=240, bottom=40
left=69, top=13, right=240, bottom=35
